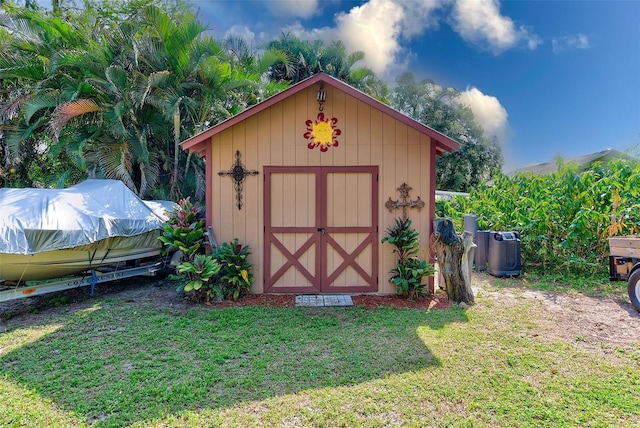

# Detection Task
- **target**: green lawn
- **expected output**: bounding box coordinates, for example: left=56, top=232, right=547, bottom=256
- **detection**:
left=1, top=279, right=639, bottom=427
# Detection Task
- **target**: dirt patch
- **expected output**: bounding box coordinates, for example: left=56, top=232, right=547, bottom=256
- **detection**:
left=2, top=273, right=638, bottom=352
left=473, top=273, right=640, bottom=350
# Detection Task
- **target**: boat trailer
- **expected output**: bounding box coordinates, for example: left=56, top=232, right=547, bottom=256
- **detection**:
left=0, top=261, right=166, bottom=303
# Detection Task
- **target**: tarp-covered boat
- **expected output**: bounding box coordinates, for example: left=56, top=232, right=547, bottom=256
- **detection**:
left=0, top=179, right=175, bottom=282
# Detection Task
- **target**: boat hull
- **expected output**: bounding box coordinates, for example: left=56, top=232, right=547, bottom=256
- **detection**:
left=0, top=233, right=163, bottom=282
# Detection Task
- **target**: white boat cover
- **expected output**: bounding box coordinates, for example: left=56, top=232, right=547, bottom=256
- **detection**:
left=0, top=179, right=176, bottom=255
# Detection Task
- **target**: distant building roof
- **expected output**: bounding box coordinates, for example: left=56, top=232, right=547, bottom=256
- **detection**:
left=435, top=190, right=469, bottom=200
left=505, top=149, right=633, bottom=176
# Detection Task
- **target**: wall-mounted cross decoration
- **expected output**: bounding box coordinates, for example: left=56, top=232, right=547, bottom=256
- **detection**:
left=385, top=182, right=425, bottom=219
left=218, top=150, right=259, bottom=210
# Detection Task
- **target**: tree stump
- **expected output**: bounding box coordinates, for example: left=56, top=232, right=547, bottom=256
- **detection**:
left=431, top=219, right=475, bottom=305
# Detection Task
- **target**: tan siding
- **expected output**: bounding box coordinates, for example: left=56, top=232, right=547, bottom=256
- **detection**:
left=357, top=100, right=371, bottom=146
left=332, top=86, right=347, bottom=168
left=419, top=135, right=434, bottom=257
left=211, top=134, right=221, bottom=251
left=218, top=130, right=235, bottom=242
left=370, top=108, right=383, bottom=164
left=268, top=105, right=283, bottom=165
left=295, top=91, right=309, bottom=167
left=244, top=115, right=260, bottom=284
left=282, top=96, right=296, bottom=165
left=407, top=139, right=423, bottom=242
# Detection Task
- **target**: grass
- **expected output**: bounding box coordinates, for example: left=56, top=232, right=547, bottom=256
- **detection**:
left=1, top=281, right=639, bottom=427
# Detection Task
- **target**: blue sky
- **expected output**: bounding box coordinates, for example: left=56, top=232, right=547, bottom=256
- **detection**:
left=192, top=0, right=640, bottom=171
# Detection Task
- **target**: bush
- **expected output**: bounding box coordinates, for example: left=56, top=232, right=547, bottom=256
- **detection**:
left=159, top=199, right=254, bottom=303
left=381, top=218, right=435, bottom=298
left=158, top=198, right=204, bottom=262
left=212, top=239, right=254, bottom=300
left=176, top=254, right=221, bottom=294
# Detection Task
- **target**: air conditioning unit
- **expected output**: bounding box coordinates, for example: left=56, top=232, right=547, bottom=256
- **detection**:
left=487, top=231, right=522, bottom=277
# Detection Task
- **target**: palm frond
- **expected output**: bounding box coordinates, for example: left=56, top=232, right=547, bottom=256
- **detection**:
left=21, top=91, right=59, bottom=123
left=0, top=93, right=29, bottom=121
left=49, top=50, right=105, bottom=78
left=49, top=99, right=101, bottom=142
left=133, top=70, right=171, bottom=108
left=104, top=65, right=129, bottom=93
left=3, top=115, right=47, bottom=155
left=86, top=141, right=136, bottom=192
left=0, top=53, right=46, bottom=81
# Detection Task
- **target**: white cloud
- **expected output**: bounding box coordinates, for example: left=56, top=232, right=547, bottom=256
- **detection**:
left=223, top=25, right=256, bottom=43
left=459, top=87, right=509, bottom=140
left=334, top=0, right=405, bottom=75
left=285, top=0, right=407, bottom=77
left=552, top=34, right=590, bottom=54
left=451, top=0, right=541, bottom=54
left=265, top=0, right=320, bottom=19
left=398, top=0, right=446, bottom=38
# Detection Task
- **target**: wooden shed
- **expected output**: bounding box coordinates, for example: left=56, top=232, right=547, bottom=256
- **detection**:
left=181, top=73, right=459, bottom=295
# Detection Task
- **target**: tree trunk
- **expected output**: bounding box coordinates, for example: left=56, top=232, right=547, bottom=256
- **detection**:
left=432, top=219, right=475, bottom=305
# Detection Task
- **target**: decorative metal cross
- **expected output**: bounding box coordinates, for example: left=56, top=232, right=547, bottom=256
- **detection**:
left=218, top=150, right=259, bottom=210
left=385, top=182, right=425, bottom=219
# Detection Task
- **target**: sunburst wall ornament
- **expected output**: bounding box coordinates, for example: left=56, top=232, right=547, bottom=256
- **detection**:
left=304, top=112, right=341, bottom=152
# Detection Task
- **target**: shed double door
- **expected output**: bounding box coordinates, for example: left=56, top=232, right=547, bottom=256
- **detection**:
left=264, top=166, right=378, bottom=293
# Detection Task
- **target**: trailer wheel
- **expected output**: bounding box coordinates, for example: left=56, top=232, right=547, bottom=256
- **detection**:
left=627, top=269, right=640, bottom=312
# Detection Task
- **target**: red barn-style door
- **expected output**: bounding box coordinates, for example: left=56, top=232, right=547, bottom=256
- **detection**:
left=264, top=166, right=378, bottom=293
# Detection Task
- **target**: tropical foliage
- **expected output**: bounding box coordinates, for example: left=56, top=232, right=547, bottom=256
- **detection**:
left=159, top=197, right=216, bottom=300
left=159, top=197, right=205, bottom=262
left=436, top=157, right=640, bottom=276
left=212, top=238, right=254, bottom=301
left=382, top=217, right=435, bottom=298
left=176, top=253, right=221, bottom=295
left=159, top=198, right=253, bottom=303
left=0, top=1, right=285, bottom=198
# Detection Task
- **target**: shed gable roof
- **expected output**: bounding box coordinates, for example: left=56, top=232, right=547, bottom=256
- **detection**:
left=182, top=73, right=460, bottom=155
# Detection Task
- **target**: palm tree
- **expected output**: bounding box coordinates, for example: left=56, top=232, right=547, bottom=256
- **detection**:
left=0, top=2, right=285, bottom=198
left=263, top=33, right=388, bottom=98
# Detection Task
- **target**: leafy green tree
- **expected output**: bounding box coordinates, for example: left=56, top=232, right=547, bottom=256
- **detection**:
left=391, top=72, right=502, bottom=191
